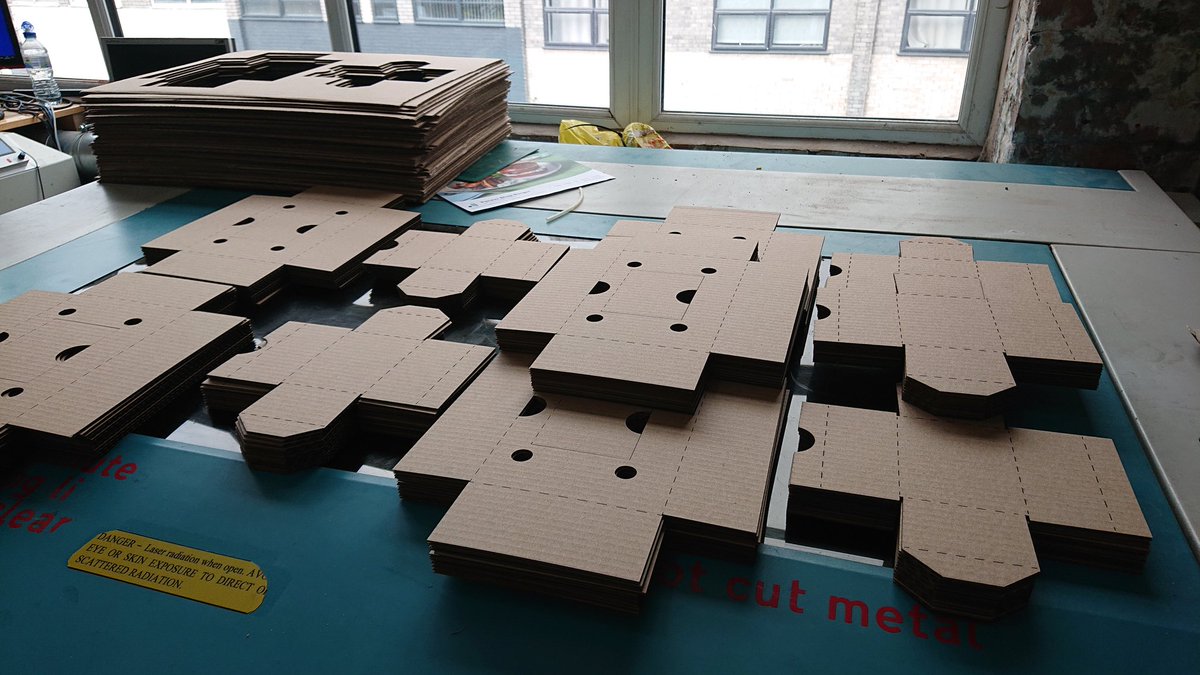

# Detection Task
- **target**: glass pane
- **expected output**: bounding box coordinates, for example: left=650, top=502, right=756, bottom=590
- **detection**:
left=5, top=0, right=106, bottom=79
left=356, top=1, right=606, bottom=107
left=715, top=15, right=767, bottom=46
left=663, top=0, right=969, bottom=121
left=372, top=0, right=400, bottom=21
left=772, top=15, right=825, bottom=46
left=715, top=0, right=771, bottom=9
left=773, top=0, right=830, bottom=9
left=905, top=15, right=966, bottom=50
left=115, top=1, right=333, bottom=58
left=417, top=1, right=460, bottom=21
left=597, top=13, right=609, bottom=46
left=548, top=13, right=592, bottom=44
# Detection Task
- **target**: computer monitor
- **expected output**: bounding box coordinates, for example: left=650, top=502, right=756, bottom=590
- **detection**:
left=1, top=0, right=25, bottom=69
left=99, top=37, right=236, bottom=82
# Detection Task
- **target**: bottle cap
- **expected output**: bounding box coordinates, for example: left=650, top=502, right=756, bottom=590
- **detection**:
left=21, top=21, right=36, bottom=38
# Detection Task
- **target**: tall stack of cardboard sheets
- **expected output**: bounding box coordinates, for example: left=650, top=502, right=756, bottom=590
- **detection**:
left=395, top=207, right=825, bottom=611
left=82, top=51, right=511, bottom=200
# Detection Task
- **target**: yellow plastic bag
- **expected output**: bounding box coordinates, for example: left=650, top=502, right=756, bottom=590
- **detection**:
left=558, top=120, right=623, bottom=147
left=559, top=120, right=671, bottom=149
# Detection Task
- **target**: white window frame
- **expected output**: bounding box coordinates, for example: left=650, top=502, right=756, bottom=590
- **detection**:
left=78, top=0, right=1010, bottom=146
left=511, top=0, right=1010, bottom=145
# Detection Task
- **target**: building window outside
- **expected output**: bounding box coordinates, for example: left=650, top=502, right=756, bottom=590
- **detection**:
left=544, top=0, right=608, bottom=49
left=373, top=0, right=399, bottom=21
left=901, top=0, right=976, bottom=55
left=241, top=0, right=323, bottom=17
left=413, top=0, right=504, bottom=24
left=712, top=0, right=830, bottom=52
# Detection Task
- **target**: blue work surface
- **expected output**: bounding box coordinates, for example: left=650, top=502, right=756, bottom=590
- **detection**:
left=1, top=219, right=1197, bottom=672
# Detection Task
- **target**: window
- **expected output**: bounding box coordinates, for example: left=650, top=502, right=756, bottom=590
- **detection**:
left=712, top=0, right=830, bottom=52
left=413, top=0, right=504, bottom=24
left=373, top=0, right=399, bottom=22
left=544, top=0, right=608, bottom=49
left=241, top=0, right=323, bottom=18
left=901, top=0, right=976, bottom=55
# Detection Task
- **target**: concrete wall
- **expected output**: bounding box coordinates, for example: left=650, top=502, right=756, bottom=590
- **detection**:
left=1010, top=0, right=1200, bottom=192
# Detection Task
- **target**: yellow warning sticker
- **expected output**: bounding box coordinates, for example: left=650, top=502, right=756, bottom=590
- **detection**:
left=67, top=530, right=266, bottom=613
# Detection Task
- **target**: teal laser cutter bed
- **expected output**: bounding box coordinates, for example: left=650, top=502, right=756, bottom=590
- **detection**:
left=1, top=142, right=1198, bottom=672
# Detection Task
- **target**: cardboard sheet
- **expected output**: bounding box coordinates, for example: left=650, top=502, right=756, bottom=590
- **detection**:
left=813, top=236, right=1104, bottom=418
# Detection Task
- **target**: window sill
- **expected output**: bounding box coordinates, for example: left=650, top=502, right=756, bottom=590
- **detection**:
left=710, top=47, right=830, bottom=55
left=897, top=49, right=970, bottom=58
left=413, top=20, right=506, bottom=27
left=511, top=122, right=981, bottom=161
left=544, top=44, right=608, bottom=51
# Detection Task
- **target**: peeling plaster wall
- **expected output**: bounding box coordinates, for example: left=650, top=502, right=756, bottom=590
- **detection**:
left=1010, top=0, right=1200, bottom=192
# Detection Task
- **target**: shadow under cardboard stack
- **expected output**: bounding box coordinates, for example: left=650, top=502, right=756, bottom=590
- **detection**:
left=0, top=274, right=252, bottom=469
left=395, top=207, right=825, bottom=612
left=791, top=236, right=1151, bottom=622
left=82, top=51, right=511, bottom=200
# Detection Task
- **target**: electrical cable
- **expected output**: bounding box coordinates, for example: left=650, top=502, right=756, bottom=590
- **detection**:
left=0, top=91, right=60, bottom=150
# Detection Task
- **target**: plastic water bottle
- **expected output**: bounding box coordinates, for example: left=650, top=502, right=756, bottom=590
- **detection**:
left=20, top=22, right=62, bottom=106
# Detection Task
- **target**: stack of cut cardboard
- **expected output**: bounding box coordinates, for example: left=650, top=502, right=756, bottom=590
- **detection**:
left=386, top=206, right=812, bottom=611
left=495, top=207, right=824, bottom=413
left=789, top=394, right=1151, bottom=620
left=364, top=219, right=568, bottom=312
left=0, top=283, right=251, bottom=467
left=139, top=187, right=419, bottom=305
left=813, top=237, right=1103, bottom=418
left=82, top=51, right=511, bottom=199
left=203, top=306, right=493, bottom=472
left=395, top=352, right=790, bottom=612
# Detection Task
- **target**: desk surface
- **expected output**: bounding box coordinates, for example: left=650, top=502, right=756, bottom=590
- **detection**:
left=1, top=145, right=1198, bottom=671
left=0, top=102, right=84, bottom=132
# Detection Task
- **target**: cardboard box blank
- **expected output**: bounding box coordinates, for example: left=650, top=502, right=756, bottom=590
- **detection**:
left=203, top=306, right=494, bottom=472
left=0, top=284, right=252, bottom=467
left=813, top=236, right=1104, bottom=418
left=364, top=219, right=568, bottom=311
left=395, top=352, right=790, bottom=612
left=496, top=207, right=823, bottom=413
left=789, top=394, right=1151, bottom=620
left=141, top=187, right=420, bottom=306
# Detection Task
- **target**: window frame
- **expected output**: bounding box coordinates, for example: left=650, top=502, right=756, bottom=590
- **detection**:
left=710, top=0, right=831, bottom=54
left=411, top=0, right=505, bottom=26
left=543, top=0, right=609, bottom=51
left=900, top=0, right=978, bottom=57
